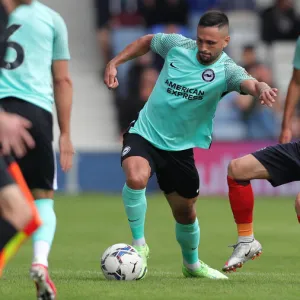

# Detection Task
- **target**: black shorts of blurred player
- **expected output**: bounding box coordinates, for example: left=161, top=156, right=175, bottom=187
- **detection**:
left=0, top=97, right=56, bottom=200
left=229, top=141, right=300, bottom=187
left=121, top=132, right=200, bottom=224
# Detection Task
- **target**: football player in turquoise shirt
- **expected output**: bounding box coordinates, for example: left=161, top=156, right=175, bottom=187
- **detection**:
left=0, top=1, right=74, bottom=298
left=104, top=11, right=277, bottom=280
left=221, top=36, right=300, bottom=274
left=0, top=0, right=42, bottom=281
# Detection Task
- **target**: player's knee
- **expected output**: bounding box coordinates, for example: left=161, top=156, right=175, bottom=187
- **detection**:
left=228, top=159, right=243, bottom=179
left=173, top=205, right=196, bottom=224
left=123, top=157, right=151, bottom=190
left=9, top=200, right=33, bottom=230
left=126, top=171, right=149, bottom=190
left=295, top=193, right=300, bottom=211
left=13, top=195, right=33, bottom=229
left=0, top=189, right=33, bottom=230
left=20, top=202, right=33, bottom=228
left=31, top=189, right=54, bottom=200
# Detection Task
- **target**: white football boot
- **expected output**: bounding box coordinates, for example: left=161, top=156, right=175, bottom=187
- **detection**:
left=223, top=239, right=262, bottom=272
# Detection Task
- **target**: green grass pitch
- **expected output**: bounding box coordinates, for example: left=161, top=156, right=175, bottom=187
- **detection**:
left=1, top=194, right=300, bottom=300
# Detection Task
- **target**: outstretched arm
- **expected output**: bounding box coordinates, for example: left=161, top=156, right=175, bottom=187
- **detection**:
left=104, top=34, right=154, bottom=89
left=241, top=79, right=277, bottom=108
left=225, top=60, right=278, bottom=107
left=104, top=33, right=193, bottom=89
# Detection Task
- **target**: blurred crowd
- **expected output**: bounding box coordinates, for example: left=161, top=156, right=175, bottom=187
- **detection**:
left=94, top=0, right=300, bottom=141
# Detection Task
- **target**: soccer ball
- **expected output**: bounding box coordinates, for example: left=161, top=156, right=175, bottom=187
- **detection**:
left=101, top=243, right=143, bottom=280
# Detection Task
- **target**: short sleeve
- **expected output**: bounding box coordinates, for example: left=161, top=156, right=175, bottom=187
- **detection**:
left=52, top=13, right=70, bottom=61
left=150, top=33, right=195, bottom=59
left=293, top=37, right=300, bottom=70
left=225, top=59, right=255, bottom=94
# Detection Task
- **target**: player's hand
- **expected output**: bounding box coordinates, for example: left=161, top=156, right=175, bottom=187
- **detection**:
left=59, top=133, right=74, bottom=172
left=104, top=62, right=119, bottom=89
left=259, top=88, right=278, bottom=107
left=279, top=127, right=292, bottom=144
left=0, top=112, right=35, bottom=158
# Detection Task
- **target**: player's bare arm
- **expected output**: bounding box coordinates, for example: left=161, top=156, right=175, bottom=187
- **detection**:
left=104, top=34, right=154, bottom=89
left=279, top=68, right=300, bottom=143
left=52, top=60, right=74, bottom=172
left=240, top=79, right=278, bottom=108
left=0, top=111, right=35, bottom=157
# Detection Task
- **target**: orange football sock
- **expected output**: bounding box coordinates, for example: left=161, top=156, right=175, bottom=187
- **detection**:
left=237, top=223, right=253, bottom=237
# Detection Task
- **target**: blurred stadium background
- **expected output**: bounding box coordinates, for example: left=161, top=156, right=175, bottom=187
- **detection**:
left=44, top=0, right=300, bottom=196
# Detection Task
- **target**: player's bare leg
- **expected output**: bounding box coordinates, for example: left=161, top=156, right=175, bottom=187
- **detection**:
left=30, top=189, right=57, bottom=300
left=165, top=192, right=228, bottom=279
left=0, top=184, right=32, bottom=276
left=122, top=156, right=151, bottom=280
left=223, top=154, right=269, bottom=272
left=0, top=161, right=41, bottom=277
left=294, top=193, right=300, bottom=223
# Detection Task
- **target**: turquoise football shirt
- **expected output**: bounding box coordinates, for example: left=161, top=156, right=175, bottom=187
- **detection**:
left=0, top=1, right=70, bottom=113
left=293, top=37, right=300, bottom=70
left=130, top=33, right=255, bottom=151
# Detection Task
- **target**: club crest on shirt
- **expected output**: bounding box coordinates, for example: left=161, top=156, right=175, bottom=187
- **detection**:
left=122, top=146, right=131, bottom=157
left=202, top=69, right=215, bottom=82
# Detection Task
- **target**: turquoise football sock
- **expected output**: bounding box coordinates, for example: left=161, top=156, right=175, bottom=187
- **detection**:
left=122, top=184, right=147, bottom=241
left=32, top=199, right=56, bottom=266
left=176, top=219, right=200, bottom=264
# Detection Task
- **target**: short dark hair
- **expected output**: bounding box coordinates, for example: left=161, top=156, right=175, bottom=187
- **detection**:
left=243, top=44, right=255, bottom=52
left=198, top=11, right=229, bottom=29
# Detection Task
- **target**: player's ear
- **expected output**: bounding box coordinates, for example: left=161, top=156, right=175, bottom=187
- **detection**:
left=223, top=36, right=230, bottom=48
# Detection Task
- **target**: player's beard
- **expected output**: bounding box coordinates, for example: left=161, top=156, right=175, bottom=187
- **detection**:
left=197, top=50, right=222, bottom=65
